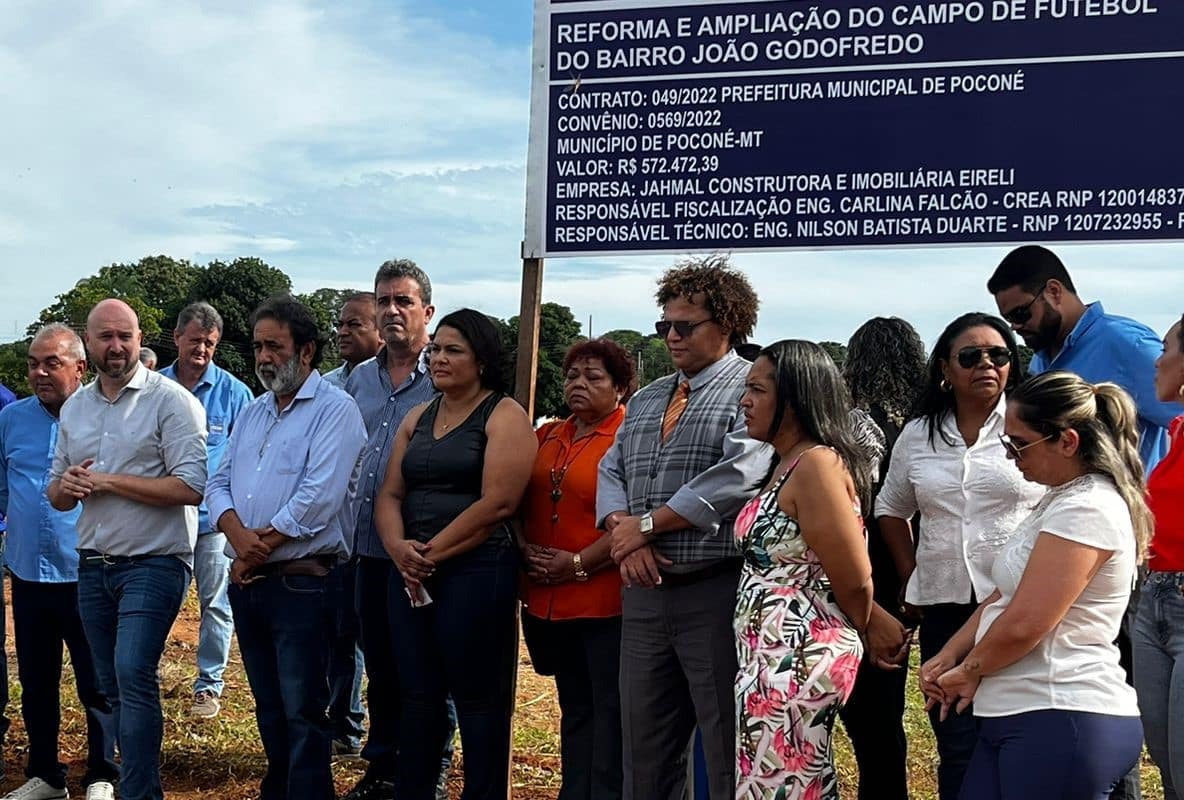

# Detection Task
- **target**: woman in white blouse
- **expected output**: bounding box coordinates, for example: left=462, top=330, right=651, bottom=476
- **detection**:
left=875, top=312, right=1043, bottom=800
left=919, top=371, right=1148, bottom=800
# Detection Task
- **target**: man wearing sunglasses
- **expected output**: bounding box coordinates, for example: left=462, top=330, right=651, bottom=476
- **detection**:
left=988, top=244, right=1183, bottom=800
left=598, top=256, right=773, bottom=800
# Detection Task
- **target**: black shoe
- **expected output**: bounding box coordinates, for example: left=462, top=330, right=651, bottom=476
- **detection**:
left=341, top=774, right=396, bottom=800
left=331, top=738, right=363, bottom=762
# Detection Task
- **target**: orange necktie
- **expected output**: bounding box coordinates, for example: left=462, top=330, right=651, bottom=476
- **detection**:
left=661, top=381, right=691, bottom=442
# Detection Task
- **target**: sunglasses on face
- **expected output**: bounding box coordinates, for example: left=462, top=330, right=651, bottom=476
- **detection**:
left=1002, top=284, right=1048, bottom=325
left=956, top=346, right=1012, bottom=369
left=997, top=432, right=1055, bottom=460
left=655, top=318, right=713, bottom=339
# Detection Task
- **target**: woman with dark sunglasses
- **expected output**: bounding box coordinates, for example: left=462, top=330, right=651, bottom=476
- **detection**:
left=875, top=312, right=1044, bottom=800
left=919, top=371, right=1147, bottom=800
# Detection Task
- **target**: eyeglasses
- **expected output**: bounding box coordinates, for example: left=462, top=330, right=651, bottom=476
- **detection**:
left=655, top=318, right=713, bottom=339
left=1002, top=283, right=1048, bottom=325
left=997, top=432, right=1054, bottom=460
left=956, top=346, right=1012, bottom=369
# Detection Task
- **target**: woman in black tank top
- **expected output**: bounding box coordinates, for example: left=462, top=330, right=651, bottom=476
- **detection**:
left=374, top=309, right=537, bottom=800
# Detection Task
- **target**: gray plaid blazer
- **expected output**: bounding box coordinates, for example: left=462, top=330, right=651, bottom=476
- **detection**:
left=597, top=350, right=774, bottom=568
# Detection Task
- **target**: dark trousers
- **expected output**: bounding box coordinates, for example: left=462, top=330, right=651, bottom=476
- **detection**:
left=11, top=575, right=118, bottom=789
left=355, top=556, right=401, bottom=777
left=522, top=613, right=623, bottom=800
left=619, top=562, right=740, bottom=800
left=838, top=644, right=909, bottom=800
left=77, top=555, right=189, bottom=800
left=1111, top=575, right=1144, bottom=800
left=327, top=558, right=365, bottom=749
left=920, top=602, right=980, bottom=800
left=230, top=572, right=336, bottom=800
left=389, top=541, right=519, bottom=800
left=960, top=710, right=1143, bottom=800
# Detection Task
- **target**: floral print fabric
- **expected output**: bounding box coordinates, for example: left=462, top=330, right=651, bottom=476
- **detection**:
left=734, top=470, right=863, bottom=800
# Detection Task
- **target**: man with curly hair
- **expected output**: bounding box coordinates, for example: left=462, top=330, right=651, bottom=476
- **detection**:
left=598, top=255, right=773, bottom=800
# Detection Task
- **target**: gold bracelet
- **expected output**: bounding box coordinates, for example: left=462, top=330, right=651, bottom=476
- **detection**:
left=573, top=552, right=589, bottom=582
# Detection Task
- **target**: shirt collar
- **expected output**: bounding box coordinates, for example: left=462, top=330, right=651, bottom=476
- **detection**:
left=268, top=369, right=322, bottom=415
left=91, top=361, right=149, bottom=400
left=677, top=349, right=741, bottom=391
left=1045, top=301, right=1103, bottom=361
left=559, top=405, right=626, bottom=438
left=161, top=361, right=219, bottom=390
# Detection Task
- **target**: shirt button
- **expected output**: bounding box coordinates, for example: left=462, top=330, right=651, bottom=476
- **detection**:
left=364, top=497, right=371, bottom=503
left=99, top=461, right=105, bottom=466
left=382, top=422, right=388, bottom=427
left=247, top=494, right=253, bottom=499
left=256, top=466, right=261, bottom=472
left=368, top=473, right=374, bottom=478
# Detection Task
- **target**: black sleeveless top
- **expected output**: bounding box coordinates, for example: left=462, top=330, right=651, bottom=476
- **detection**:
left=401, top=392, right=504, bottom=544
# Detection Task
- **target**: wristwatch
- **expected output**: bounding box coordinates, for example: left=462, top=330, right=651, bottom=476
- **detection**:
left=639, top=512, right=655, bottom=536
left=573, top=553, right=589, bottom=582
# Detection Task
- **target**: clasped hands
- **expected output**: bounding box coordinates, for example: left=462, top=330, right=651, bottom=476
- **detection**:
left=524, top=544, right=577, bottom=585
left=227, top=525, right=283, bottom=586
left=918, top=649, right=980, bottom=721
left=59, top=459, right=115, bottom=500
left=606, top=511, right=671, bottom=589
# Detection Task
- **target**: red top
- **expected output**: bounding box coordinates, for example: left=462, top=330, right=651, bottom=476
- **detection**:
left=1149, top=416, right=1184, bottom=572
left=520, top=407, right=625, bottom=620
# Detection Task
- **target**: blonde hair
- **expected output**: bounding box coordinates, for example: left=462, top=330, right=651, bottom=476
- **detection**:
left=1010, top=371, right=1153, bottom=559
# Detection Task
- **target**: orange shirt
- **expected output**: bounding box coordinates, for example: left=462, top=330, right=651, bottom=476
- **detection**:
left=1149, top=416, right=1184, bottom=572
left=521, top=407, right=625, bottom=620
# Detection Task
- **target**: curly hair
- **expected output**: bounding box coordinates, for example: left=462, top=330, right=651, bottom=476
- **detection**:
left=655, top=254, right=759, bottom=346
left=562, top=338, right=638, bottom=403
left=843, top=317, right=927, bottom=428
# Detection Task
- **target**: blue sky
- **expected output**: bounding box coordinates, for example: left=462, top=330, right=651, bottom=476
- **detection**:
left=2, top=0, right=1182, bottom=351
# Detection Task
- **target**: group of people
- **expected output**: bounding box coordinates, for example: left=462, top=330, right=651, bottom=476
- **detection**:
left=0, top=244, right=1180, bottom=800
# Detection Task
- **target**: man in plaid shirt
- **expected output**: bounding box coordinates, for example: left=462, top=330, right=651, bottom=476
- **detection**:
left=599, top=256, right=773, bottom=800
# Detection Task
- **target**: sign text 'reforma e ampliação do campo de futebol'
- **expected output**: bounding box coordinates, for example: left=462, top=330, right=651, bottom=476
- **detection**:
left=522, top=0, right=1184, bottom=256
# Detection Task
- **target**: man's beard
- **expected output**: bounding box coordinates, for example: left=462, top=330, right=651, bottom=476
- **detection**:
left=93, top=351, right=137, bottom=379
left=256, top=353, right=304, bottom=395
left=1023, top=308, right=1063, bottom=353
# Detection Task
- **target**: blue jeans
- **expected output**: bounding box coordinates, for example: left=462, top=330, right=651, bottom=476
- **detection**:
left=229, top=570, right=336, bottom=800
left=192, top=532, right=233, bottom=696
left=327, top=558, right=365, bottom=749
left=960, top=710, right=1143, bottom=800
left=77, top=554, right=190, bottom=800
left=1134, top=570, right=1184, bottom=799
left=389, top=540, right=518, bottom=800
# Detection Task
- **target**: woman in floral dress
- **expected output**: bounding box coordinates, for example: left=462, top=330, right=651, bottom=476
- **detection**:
left=734, top=340, right=875, bottom=800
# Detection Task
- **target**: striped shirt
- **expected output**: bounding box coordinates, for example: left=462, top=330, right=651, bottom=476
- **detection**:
left=597, top=350, right=773, bottom=569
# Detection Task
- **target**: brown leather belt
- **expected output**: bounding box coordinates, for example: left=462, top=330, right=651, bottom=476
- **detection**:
left=254, top=555, right=336, bottom=578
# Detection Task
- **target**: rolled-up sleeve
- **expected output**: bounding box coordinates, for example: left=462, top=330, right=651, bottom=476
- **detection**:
left=271, top=399, right=367, bottom=539
left=161, top=391, right=209, bottom=496
left=875, top=424, right=918, bottom=520
left=665, top=413, right=772, bottom=531
left=595, top=426, right=630, bottom=527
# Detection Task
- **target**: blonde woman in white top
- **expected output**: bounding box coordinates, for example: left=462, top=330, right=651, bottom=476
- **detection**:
left=920, top=371, right=1147, bottom=800
left=875, top=312, right=1043, bottom=800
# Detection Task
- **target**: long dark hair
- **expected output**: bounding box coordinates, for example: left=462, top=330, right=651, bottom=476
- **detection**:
left=844, top=317, right=927, bottom=428
left=760, top=340, right=871, bottom=506
left=433, top=309, right=507, bottom=393
left=913, top=312, right=1022, bottom=449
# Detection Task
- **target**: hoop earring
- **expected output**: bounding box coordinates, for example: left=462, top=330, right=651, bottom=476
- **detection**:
left=940, top=378, right=952, bottom=393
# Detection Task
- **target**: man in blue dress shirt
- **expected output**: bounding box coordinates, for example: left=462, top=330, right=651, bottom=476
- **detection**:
left=989, top=244, right=1184, bottom=800
left=0, top=325, right=119, bottom=800
left=207, top=295, right=366, bottom=800
left=160, top=301, right=253, bottom=721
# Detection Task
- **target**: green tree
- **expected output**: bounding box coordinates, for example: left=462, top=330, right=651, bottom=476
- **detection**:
left=504, top=303, right=585, bottom=418
left=818, top=341, right=848, bottom=370
left=0, top=341, right=30, bottom=397
left=186, top=258, right=292, bottom=387
left=29, top=256, right=201, bottom=343
left=298, top=287, right=356, bottom=374
left=602, top=329, right=675, bottom=387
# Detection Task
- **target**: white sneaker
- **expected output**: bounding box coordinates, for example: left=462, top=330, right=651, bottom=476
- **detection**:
left=2, top=778, right=68, bottom=799
left=189, top=689, right=221, bottom=719
left=84, top=782, right=114, bottom=800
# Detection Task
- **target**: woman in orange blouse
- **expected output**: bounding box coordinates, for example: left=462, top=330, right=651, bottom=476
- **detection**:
left=521, top=337, right=637, bottom=800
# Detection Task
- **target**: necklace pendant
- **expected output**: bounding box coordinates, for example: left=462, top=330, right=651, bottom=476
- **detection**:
left=551, top=488, right=563, bottom=504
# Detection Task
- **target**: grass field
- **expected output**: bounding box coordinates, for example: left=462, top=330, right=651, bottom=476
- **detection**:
left=0, top=590, right=1165, bottom=799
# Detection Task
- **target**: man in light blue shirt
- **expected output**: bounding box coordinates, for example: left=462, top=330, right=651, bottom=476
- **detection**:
left=0, top=326, right=119, bottom=800
left=989, top=245, right=1183, bottom=800
left=160, top=301, right=253, bottom=721
left=207, top=296, right=366, bottom=800
left=321, top=291, right=382, bottom=758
